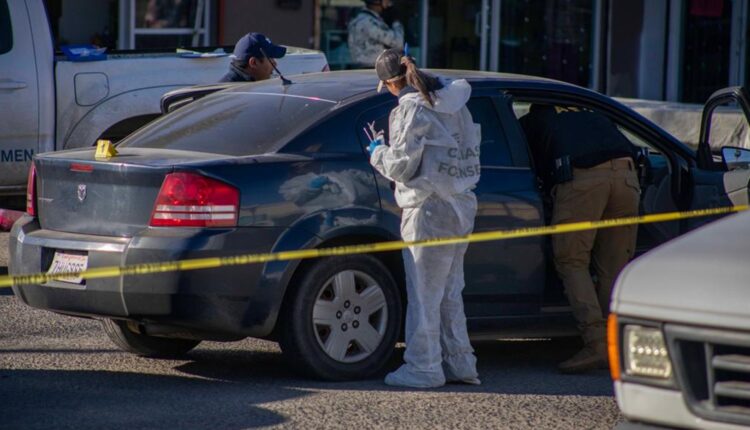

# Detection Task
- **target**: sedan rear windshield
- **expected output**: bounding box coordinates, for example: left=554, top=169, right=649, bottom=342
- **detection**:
left=119, top=92, right=336, bottom=156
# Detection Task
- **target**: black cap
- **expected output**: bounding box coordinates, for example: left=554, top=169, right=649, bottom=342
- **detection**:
left=375, top=48, right=405, bottom=81
left=232, top=32, right=287, bottom=63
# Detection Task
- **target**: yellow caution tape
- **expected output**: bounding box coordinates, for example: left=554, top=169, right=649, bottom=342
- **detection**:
left=1, top=205, right=747, bottom=289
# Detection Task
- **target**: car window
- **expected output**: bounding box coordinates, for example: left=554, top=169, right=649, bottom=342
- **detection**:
left=467, top=97, right=514, bottom=167
left=617, top=125, right=660, bottom=153
left=513, top=100, right=661, bottom=155
left=356, top=104, right=393, bottom=149
left=0, top=1, right=11, bottom=55
left=358, top=97, right=514, bottom=167
left=705, top=102, right=749, bottom=153
left=119, top=92, right=335, bottom=156
left=511, top=101, right=530, bottom=119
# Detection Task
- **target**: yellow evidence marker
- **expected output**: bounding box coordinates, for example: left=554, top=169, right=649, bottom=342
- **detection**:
left=95, top=139, right=118, bottom=160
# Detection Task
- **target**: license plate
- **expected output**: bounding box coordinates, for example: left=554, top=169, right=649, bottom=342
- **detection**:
left=47, top=252, right=88, bottom=284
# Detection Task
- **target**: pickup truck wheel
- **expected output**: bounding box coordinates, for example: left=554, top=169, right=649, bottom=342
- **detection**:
left=280, top=255, right=402, bottom=381
left=101, top=319, right=200, bottom=357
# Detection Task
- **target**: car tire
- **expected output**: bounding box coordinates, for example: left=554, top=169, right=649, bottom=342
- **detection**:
left=101, top=319, right=201, bottom=357
left=279, top=255, right=402, bottom=381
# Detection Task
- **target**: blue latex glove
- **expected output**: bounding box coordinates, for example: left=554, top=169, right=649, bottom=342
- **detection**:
left=309, top=176, right=329, bottom=189
left=368, top=137, right=384, bottom=155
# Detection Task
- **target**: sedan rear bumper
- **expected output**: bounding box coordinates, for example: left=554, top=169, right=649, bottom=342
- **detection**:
left=9, top=215, right=288, bottom=339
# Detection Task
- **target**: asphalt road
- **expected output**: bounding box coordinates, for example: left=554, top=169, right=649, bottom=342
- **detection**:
left=0, top=232, right=622, bottom=429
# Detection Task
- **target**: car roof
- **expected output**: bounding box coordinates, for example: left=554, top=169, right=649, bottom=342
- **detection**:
left=219, top=69, right=564, bottom=105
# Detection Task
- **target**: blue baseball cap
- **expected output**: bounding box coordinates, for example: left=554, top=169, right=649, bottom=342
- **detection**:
left=231, top=33, right=287, bottom=63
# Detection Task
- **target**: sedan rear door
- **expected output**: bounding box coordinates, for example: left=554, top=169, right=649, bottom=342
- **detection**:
left=356, top=88, right=547, bottom=319
left=462, top=89, right=546, bottom=318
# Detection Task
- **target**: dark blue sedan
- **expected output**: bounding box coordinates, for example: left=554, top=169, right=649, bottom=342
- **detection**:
left=10, top=71, right=750, bottom=380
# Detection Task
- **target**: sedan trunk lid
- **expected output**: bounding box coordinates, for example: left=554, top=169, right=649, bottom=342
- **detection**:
left=35, top=147, right=230, bottom=237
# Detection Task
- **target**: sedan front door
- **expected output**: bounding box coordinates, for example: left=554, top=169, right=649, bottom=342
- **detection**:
left=687, top=86, right=750, bottom=231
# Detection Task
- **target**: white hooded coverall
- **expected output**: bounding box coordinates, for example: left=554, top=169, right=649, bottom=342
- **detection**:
left=370, top=79, right=481, bottom=387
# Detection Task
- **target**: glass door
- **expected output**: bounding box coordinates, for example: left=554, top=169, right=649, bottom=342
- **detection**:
left=492, top=0, right=596, bottom=87
left=681, top=0, right=734, bottom=103
left=669, top=0, right=748, bottom=103
left=317, top=0, right=423, bottom=70
left=425, top=0, right=489, bottom=70
left=125, top=0, right=211, bottom=49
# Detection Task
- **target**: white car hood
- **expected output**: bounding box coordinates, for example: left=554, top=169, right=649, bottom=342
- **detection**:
left=612, top=210, right=750, bottom=329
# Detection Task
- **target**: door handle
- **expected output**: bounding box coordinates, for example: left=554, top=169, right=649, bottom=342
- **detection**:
left=0, top=80, right=28, bottom=90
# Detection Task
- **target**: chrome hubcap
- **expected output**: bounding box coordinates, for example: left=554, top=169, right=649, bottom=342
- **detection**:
left=312, top=270, right=388, bottom=363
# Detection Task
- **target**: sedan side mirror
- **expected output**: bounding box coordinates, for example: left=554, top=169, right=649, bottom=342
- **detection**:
left=721, top=146, right=750, bottom=170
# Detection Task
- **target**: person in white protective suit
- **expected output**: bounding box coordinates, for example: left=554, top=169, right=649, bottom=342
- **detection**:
left=367, top=48, right=482, bottom=388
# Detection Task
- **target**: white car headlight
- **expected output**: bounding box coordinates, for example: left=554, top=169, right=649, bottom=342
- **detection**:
left=623, top=325, right=672, bottom=380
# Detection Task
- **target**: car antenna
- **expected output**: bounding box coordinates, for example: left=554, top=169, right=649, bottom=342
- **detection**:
left=260, top=47, right=292, bottom=86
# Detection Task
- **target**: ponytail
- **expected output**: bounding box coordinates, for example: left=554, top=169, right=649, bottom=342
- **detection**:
left=400, top=56, right=443, bottom=107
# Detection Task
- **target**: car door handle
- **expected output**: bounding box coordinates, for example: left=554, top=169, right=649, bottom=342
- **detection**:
left=0, top=80, right=28, bottom=90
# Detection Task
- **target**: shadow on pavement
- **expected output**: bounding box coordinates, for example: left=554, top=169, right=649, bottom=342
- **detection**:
left=175, top=338, right=614, bottom=397
left=0, top=348, right=127, bottom=354
left=0, top=368, right=306, bottom=430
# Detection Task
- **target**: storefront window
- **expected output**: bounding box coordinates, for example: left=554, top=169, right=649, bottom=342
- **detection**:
left=136, top=0, right=195, bottom=28
left=319, top=0, right=358, bottom=69
left=43, top=0, right=118, bottom=50
left=426, top=0, right=482, bottom=69
left=133, top=0, right=209, bottom=49
left=318, top=0, right=422, bottom=70
left=682, top=0, right=732, bottom=103
left=607, top=0, right=644, bottom=97
left=497, top=0, right=594, bottom=87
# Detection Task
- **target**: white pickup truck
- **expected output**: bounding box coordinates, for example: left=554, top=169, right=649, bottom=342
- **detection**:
left=610, top=209, right=750, bottom=429
left=0, top=0, right=327, bottom=198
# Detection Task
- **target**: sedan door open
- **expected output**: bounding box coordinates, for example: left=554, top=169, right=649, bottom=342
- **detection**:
left=687, top=86, right=750, bottom=231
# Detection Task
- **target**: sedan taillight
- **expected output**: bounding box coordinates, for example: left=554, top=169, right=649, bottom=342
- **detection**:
left=149, top=172, right=239, bottom=227
left=26, top=163, right=37, bottom=217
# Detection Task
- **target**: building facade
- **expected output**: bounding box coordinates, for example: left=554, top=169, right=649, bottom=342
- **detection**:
left=319, top=0, right=748, bottom=104
left=44, top=0, right=747, bottom=104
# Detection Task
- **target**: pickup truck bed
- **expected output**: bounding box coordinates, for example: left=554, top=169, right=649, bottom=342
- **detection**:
left=0, top=0, right=327, bottom=197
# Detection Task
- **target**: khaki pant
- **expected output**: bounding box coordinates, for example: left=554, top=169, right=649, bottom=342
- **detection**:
left=551, top=158, right=640, bottom=340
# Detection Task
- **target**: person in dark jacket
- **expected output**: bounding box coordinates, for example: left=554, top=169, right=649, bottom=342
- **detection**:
left=520, top=104, right=640, bottom=374
left=219, top=32, right=287, bottom=83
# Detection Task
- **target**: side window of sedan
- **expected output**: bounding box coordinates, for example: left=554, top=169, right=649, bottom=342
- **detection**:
left=358, top=114, right=390, bottom=146
left=359, top=98, right=515, bottom=168
left=357, top=102, right=396, bottom=151
left=466, top=97, right=514, bottom=167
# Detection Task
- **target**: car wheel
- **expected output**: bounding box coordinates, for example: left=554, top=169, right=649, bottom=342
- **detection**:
left=101, top=319, right=201, bottom=357
left=280, top=255, right=402, bottom=381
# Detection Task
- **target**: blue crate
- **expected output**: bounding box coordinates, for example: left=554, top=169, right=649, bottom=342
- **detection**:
left=60, top=45, right=108, bottom=62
